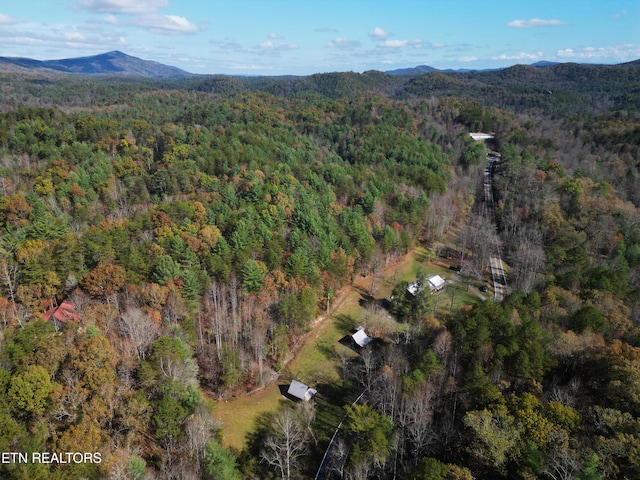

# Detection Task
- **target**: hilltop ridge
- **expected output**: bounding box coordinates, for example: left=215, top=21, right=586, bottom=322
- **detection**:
left=0, top=50, right=191, bottom=78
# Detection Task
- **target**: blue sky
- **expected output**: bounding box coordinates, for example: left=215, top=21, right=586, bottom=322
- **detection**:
left=0, top=0, right=638, bottom=75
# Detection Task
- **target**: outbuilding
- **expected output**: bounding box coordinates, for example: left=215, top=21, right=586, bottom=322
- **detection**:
left=407, top=275, right=446, bottom=295
left=427, top=274, right=446, bottom=293
left=351, top=326, right=372, bottom=348
left=470, top=132, right=494, bottom=141
left=287, top=380, right=317, bottom=401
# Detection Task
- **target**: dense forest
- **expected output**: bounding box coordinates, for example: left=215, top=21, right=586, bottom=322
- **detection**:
left=0, top=61, right=638, bottom=479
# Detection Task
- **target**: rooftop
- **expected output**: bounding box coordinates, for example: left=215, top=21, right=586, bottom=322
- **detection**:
left=470, top=132, right=494, bottom=140
left=287, top=380, right=317, bottom=401
left=352, top=327, right=372, bottom=348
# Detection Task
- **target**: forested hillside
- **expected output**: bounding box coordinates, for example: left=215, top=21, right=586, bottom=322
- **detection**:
left=0, top=62, right=638, bottom=479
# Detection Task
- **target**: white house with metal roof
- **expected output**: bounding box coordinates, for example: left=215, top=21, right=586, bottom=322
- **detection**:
left=352, top=326, right=372, bottom=348
left=287, top=380, right=317, bottom=401
left=407, top=274, right=446, bottom=295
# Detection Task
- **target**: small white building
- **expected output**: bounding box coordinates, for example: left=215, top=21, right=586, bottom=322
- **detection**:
left=427, top=274, right=446, bottom=293
left=352, top=326, right=372, bottom=348
left=407, top=275, right=446, bottom=295
left=470, top=132, right=494, bottom=141
left=287, top=380, right=317, bottom=401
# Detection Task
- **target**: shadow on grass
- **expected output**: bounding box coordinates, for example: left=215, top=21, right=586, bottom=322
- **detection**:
left=313, top=401, right=344, bottom=444
left=334, top=313, right=358, bottom=333
left=313, top=383, right=348, bottom=430
left=338, top=334, right=359, bottom=353
left=316, top=340, right=337, bottom=361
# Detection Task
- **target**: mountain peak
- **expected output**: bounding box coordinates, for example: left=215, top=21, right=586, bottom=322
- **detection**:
left=530, top=60, right=559, bottom=68
left=0, top=51, right=191, bottom=78
left=386, top=65, right=439, bottom=76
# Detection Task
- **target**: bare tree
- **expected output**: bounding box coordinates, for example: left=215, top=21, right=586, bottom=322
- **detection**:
left=261, top=406, right=312, bottom=480
left=252, top=323, right=267, bottom=386
left=296, top=399, right=317, bottom=445
left=402, top=382, right=437, bottom=462
left=229, top=274, right=240, bottom=347
left=433, top=330, right=454, bottom=369
left=332, top=438, right=350, bottom=479
left=119, top=306, right=160, bottom=360
left=346, top=458, right=373, bottom=480
left=541, top=430, right=580, bottom=480
left=204, top=280, right=227, bottom=360
left=508, top=225, right=546, bottom=293
left=0, top=257, right=18, bottom=300
left=359, top=346, right=377, bottom=388
left=163, top=289, right=188, bottom=325
left=457, top=213, right=499, bottom=280
left=428, top=189, right=461, bottom=242
left=185, top=405, right=221, bottom=462
left=370, top=365, right=402, bottom=421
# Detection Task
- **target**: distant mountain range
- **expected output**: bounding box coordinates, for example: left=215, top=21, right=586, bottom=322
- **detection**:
left=0, top=51, right=638, bottom=79
left=0, top=51, right=190, bottom=78
left=385, top=61, right=565, bottom=75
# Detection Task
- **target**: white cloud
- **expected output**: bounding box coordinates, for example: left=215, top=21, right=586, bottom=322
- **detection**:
left=63, top=31, right=86, bottom=42
left=2, top=36, right=47, bottom=47
left=508, top=18, right=567, bottom=28
left=268, top=32, right=284, bottom=39
left=377, top=39, right=423, bottom=49
left=78, top=0, right=168, bottom=14
left=0, top=23, right=128, bottom=53
left=326, top=37, right=361, bottom=50
left=0, top=13, right=18, bottom=25
left=101, top=14, right=118, bottom=25
left=613, top=10, right=628, bottom=18
left=137, top=14, right=200, bottom=34
left=369, top=26, right=391, bottom=40
left=210, top=38, right=245, bottom=52
left=378, top=39, right=407, bottom=48
left=494, top=51, right=543, bottom=61
left=229, top=63, right=275, bottom=71
left=259, top=40, right=298, bottom=52
left=557, top=44, right=640, bottom=61
left=460, top=56, right=478, bottom=62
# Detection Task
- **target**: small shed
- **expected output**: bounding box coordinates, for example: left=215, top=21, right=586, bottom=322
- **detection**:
left=427, top=275, right=446, bottom=293
left=352, top=326, right=372, bottom=348
left=287, top=380, right=317, bottom=401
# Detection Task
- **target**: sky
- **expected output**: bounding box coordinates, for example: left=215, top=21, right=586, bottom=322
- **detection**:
left=0, top=0, right=638, bottom=75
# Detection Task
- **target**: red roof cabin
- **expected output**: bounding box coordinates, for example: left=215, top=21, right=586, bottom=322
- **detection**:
left=43, top=298, right=80, bottom=324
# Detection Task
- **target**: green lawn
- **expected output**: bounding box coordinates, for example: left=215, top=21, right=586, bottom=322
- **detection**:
left=215, top=382, right=284, bottom=451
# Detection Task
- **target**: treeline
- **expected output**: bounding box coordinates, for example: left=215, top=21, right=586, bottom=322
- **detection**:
left=2, top=60, right=639, bottom=114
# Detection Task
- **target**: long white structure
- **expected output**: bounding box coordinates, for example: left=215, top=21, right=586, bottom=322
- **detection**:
left=470, top=132, right=494, bottom=140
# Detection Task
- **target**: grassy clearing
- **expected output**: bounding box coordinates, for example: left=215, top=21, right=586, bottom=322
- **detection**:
left=287, top=311, right=345, bottom=386
left=214, top=245, right=484, bottom=451
left=215, top=382, right=283, bottom=451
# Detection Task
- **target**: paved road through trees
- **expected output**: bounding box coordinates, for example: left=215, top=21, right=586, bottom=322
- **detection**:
left=485, top=154, right=507, bottom=301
